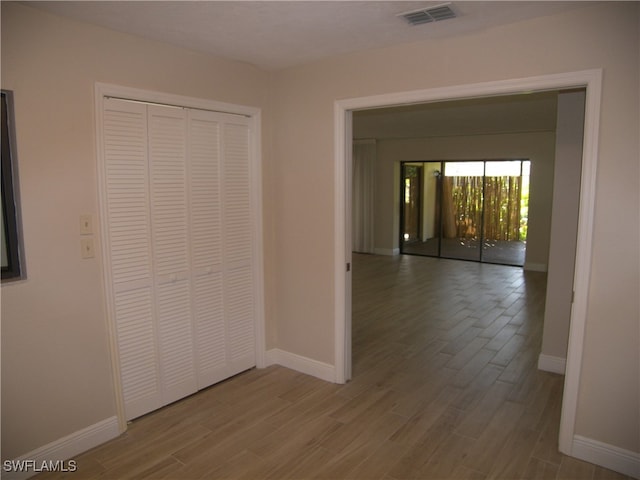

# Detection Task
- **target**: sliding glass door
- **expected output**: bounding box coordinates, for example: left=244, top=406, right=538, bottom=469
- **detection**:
left=400, top=160, right=530, bottom=266
left=401, top=162, right=441, bottom=257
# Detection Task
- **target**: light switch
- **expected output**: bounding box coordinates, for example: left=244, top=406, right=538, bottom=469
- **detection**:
left=81, top=238, right=95, bottom=259
left=80, top=215, right=93, bottom=235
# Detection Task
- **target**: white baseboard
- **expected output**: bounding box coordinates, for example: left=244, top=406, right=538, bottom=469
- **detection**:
left=537, top=353, right=566, bottom=374
left=373, top=248, right=399, bottom=256
left=265, top=348, right=336, bottom=383
left=2, top=416, right=120, bottom=480
left=524, top=262, right=548, bottom=272
left=572, top=435, right=640, bottom=479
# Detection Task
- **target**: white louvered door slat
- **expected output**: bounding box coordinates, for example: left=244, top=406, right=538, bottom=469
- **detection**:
left=113, top=287, right=159, bottom=417
left=223, top=122, right=253, bottom=266
left=188, top=110, right=228, bottom=388
left=226, top=265, right=256, bottom=364
left=222, top=119, right=256, bottom=372
left=189, top=112, right=222, bottom=271
left=193, top=271, right=226, bottom=386
left=103, top=98, right=161, bottom=420
left=148, top=105, right=197, bottom=404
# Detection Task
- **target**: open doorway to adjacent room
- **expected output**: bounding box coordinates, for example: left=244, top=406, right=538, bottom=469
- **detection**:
left=335, top=71, right=601, bottom=461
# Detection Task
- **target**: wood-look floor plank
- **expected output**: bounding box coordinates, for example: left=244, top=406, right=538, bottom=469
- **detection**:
left=451, top=362, right=504, bottom=411
left=479, top=314, right=515, bottom=341
left=531, top=379, right=565, bottom=467
left=313, top=412, right=406, bottom=479
left=484, top=323, right=520, bottom=352
left=272, top=446, right=334, bottom=480
left=461, top=400, right=526, bottom=474
left=387, top=405, right=464, bottom=479
left=450, top=464, right=488, bottom=480
left=390, top=370, right=453, bottom=418
left=390, top=384, right=460, bottom=446
left=522, top=457, right=561, bottom=480
left=98, top=422, right=212, bottom=474
left=473, top=306, right=507, bottom=329
left=455, top=379, right=513, bottom=439
left=447, top=336, right=491, bottom=370
left=486, top=427, right=542, bottom=479
left=346, top=440, right=407, bottom=480
left=135, top=456, right=184, bottom=479
left=490, top=332, right=529, bottom=367
left=247, top=412, right=342, bottom=460
left=593, top=465, right=635, bottom=480
left=450, top=347, right=498, bottom=388
left=557, top=456, right=596, bottom=480
left=419, top=433, right=478, bottom=479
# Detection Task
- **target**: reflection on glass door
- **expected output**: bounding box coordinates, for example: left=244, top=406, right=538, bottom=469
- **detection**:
left=400, top=159, right=530, bottom=266
left=402, top=165, right=422, bottom=243
left=401, top=163, right=440, bottom=257
left=482, top=161, right=529, bottom=265
left=440, top=161, right=484, bottom=261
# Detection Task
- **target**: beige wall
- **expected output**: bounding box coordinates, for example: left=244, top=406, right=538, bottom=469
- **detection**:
left=2, top=0, right=639, bottom=464
left=0, top=3, right=273, bottom=460
left=368, top=132, right=556, bottom=270
left=270, top=2, right=639, bottom=453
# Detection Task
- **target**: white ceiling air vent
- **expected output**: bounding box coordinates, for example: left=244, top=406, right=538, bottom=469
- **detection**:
left=399, top=3, right=457, bottom=26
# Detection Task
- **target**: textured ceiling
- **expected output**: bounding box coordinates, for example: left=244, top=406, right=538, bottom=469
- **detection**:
left=28, top=1, right=595, bottom=71
left=25, top=2, right=587, bottom=133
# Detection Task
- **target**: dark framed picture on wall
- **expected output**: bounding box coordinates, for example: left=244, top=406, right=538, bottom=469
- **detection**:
left=2, top=89, right=25, bottom=281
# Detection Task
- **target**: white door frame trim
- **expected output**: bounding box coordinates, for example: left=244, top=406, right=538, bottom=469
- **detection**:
left=95, top=82, right=266, bottom=432
left=334, top=69, right=603, bottom=456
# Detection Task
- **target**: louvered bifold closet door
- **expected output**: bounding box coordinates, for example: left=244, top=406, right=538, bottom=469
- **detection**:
left=222, top=118, right=256, bottom=372
left=102, top=98, right=162, bottom=420
left=147, top=105, right=198, bottom=405
left=187, top=110, right=226, bottom=388
left=102, top=98, right=257, bottom=421
left=189, top=110, right=256, bottom=388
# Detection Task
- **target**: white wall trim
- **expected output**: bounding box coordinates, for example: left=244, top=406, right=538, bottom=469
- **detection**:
left=572, top=435, right=640, bottom=479
left=94, top=82, right=260, bottom=117
left=334, top=107, right=351, bottom=384
left=373, top=247, right=400, bottom=256
left=250, top=109, right=267, bottom=370
left=265, top=348, right=336, bottom=383
left=557, top=70, right=602, bottom=456
left=2, top=416, right=120, bottom=480
left=524, top=262, right=548, bottom=272
left=334, top=69, right=602, bottom=459
left=537, top=353, right=566, bottom=374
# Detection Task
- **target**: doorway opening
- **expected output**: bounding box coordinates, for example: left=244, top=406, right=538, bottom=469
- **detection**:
left=400, top=159, right=531, bottom=267
left=334, top=70, right=602, bottom=458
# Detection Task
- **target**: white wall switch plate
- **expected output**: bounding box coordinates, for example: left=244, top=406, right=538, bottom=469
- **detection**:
left=81, top=238, right=95, bottom=259
left=80, top=214, right=93, bottom=235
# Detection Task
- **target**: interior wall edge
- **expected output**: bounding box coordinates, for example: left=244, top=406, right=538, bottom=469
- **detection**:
left=264, top=348, right=336, bottom=383
left=571, top=435, right=640, bottom=479
left=537, top=353, right=567, bottom=375
left=524, top=262, right=548, bottom=272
